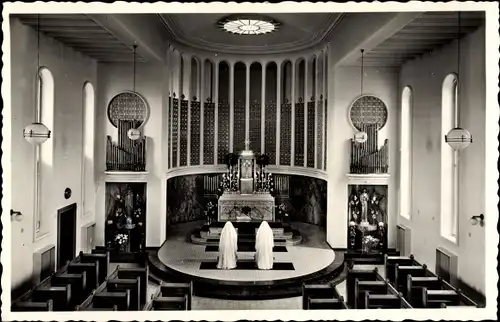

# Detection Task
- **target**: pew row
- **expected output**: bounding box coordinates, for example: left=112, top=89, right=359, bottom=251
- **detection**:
left=302, top=283, right=347, bottom=310
left=11, top=300, right=53, bottom=312
left=384, top=255, right=420, bottom=284
left=149, top=282, right=193, bottom=311
left=364, top=292, right=412, bottom=309
left=346, top=267, right=384, bottom=308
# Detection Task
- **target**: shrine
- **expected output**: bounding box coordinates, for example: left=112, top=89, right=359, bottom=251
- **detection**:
left=218, top=140, right=276, bottom=222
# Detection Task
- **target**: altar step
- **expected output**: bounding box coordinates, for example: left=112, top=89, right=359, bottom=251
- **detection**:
left=191, top=228, right=302, bottom=246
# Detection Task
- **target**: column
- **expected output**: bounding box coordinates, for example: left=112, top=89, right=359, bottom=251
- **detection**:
left=261, top=63, right=266, bottom=154
left=314, top=53, right=320, bottom=169
left=276, top=62, right=281, bottom=165
left=184, top=55, right=192, bottom=166
left=291, top=60, right=296, bottom=167
left=200, top=58, right=205, bottom=165
left=214, top=61, right=219, bottom=164
left=229, top=61, right=235, bottom=153
left=245, top=63, right=250, bottom=143
left=322, top=49, right=327, bottom=171
left=304, top=60, right=309, bottom=167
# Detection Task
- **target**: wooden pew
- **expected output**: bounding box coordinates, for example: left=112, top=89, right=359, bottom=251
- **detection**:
left=346, top=267, right=384, bottom=308
left=395, top=265, right=429, bottom=295
left=364, top=292, right=411, bottom=309
left=302, top=284, right=341, bottom=310
left=406, top=276, right=444, bottom=308
left=384, top=255, right=417, bottom=284
left=67, top=262, right=100, bottom=294
left=152, top=296, right=188, bottom=311
left=51, top=272, right=87, bottom=306
left=78, top=251, right=110, bottom=285
left=11, top=300, right=53, bottom=312
left=107, top=277, right=141, bottom=310
left=422, top=289, right=460, bottom=308
left=308, top=297, right=348, bottom=310
left=32, top=285, right=72, bottom=311
left=117, top=267, right=148, bottom=309
left=354, top=280, right=389, bottom=309
left=160, top=282, right=193, bottom=310
left=92, top=290, right=131, bottom=311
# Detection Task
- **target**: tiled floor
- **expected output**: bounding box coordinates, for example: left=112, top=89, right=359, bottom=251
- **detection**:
left=159, top=221, right=335, bottom=282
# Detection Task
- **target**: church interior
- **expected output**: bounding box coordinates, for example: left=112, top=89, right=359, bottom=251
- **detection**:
left=4, top=4, right=497, bottom=317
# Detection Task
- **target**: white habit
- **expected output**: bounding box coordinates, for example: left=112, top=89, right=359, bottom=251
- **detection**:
left=255, top=221, right=274, bottom=270
left=217, top=221, right=238, bottom=269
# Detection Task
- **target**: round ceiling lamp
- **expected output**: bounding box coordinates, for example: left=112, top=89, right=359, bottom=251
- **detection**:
left=127, top=128, right=141, bottom=140
left=24, top=122, right=51, bottom=145
left=445, top=127, right=473, bottom=150
left=219, top=16, right=279, bottom=35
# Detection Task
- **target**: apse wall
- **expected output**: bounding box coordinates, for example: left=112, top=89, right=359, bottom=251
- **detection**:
left=166, top=45, right=329, bottom=173
left=165, top=44, right=329, bottom=226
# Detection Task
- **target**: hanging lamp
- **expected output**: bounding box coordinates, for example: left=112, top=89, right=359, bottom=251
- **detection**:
left=127, top=44, right=141, bottom=140
left=24, top=14, right=51, bottom=145
left=353, top=49, right=368, bottom=144
left=445, top=12, right=473, bottom=150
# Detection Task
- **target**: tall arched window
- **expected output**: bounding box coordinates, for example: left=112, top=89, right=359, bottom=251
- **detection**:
left=82, top=82, right=95, bottom=217
left=35, top=67, right=54, bottom=238
left=399, top=86, right=412, bottom=219
left=441, top=73, right=459, bottom=243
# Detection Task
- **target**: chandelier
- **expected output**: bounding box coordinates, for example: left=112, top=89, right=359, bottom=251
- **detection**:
left=219, top=15, right=279, bottom=35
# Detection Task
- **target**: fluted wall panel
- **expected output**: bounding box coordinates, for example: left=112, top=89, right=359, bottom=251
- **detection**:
left=280, top=101, right=292, bottom=166
left=307, top=101, right=315, bottom=168
left=179, top=99, right=188, bottom=166
left=168, top=97, right=171, bottom=169
left=317, top=99, right=323, bottom=169
left=265, top=101, right=277, bottom=164
left=172, top=98, right=179, bottom=168
left=190, top=101, right=201, bottom=165
left=324, top=99, right=328, bottom=170
left=249, top=100, right=261, bottom=153
left=217, top=99, right=230, bottom=164
left=203, top=102, right=215, bottom=164
left=233, top=100, right=246, bottom=152
left=294, top=102, right=305, bottom=166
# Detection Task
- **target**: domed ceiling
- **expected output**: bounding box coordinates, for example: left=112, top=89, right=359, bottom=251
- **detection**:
left=158, top=13, right=344, bottom=54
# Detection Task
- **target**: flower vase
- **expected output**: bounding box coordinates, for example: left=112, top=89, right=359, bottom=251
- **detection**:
left=119, top=243, right=126, bottom=253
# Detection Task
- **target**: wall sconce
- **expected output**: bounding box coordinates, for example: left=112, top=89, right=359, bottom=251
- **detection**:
left=10, top=209, right=23, bottom=222
left=470, top=214, right=484, bottom=227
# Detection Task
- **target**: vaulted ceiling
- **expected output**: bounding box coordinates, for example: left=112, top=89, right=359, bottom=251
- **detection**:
left=357, top=11, right=485, bottom=67
left=158, top=13, right=344, bottom=55
left=13, top=14, right=147, bottom=63
left=12, top=11, right=485, bottom=66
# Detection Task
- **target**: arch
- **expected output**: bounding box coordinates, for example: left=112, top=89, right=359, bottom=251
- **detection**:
left=400, top=86, right=413, bottom=220
left=190, top=56, right=200, bottom=99
left=35, top=67, right=54, bottom=237
left=82, top=81, right=95, bottom=218
left=440, top=73, right=458, bottom=242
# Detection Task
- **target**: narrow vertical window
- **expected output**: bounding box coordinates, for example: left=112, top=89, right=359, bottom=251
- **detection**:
left=82, top=82, right=95, bottom=217
left=400, top=86, right=412, bottom=219
left=441, top=74, right=458, bottom=242
left=35, top=67, right=54, bottom=239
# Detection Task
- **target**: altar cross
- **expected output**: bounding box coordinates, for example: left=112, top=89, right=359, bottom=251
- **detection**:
left=244, top=139, right=251, bottom=151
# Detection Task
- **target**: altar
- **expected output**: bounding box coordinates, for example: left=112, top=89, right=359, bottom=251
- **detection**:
left=217, top=140, right=276, bottom=222
left=218, top=193, right=275, bottom=222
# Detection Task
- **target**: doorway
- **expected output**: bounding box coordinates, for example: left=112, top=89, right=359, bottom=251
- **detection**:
left=57, top=203, right=77, bottom=269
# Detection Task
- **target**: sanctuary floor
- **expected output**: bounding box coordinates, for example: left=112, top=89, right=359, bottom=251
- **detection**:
left=158, top=221, right=335, bottom=282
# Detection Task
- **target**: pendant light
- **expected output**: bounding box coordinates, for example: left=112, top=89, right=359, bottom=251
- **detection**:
left=24, top=14, right=51, bottom=145
left=127, top=44, right=141, bottom=140
left=353, top=49, right=368, bottom=144
left=445, top=12, right=473, bottom=150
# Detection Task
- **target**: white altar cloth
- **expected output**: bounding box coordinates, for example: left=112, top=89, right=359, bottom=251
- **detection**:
left=218, top=193, right=275, bottom=222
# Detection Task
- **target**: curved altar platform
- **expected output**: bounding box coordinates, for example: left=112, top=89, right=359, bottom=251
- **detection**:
left=148, top=221, right=346, bottom=300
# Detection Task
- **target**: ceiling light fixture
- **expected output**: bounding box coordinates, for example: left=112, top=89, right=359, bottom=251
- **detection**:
left=219, top=16, right=279, bottom=35
left=445, top=12, right=473, bottom=150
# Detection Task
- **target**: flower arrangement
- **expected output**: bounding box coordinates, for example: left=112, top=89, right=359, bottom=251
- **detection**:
left=115, top=233, right=128, bottom=245
left=361, top=235, right=380, bottom=253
